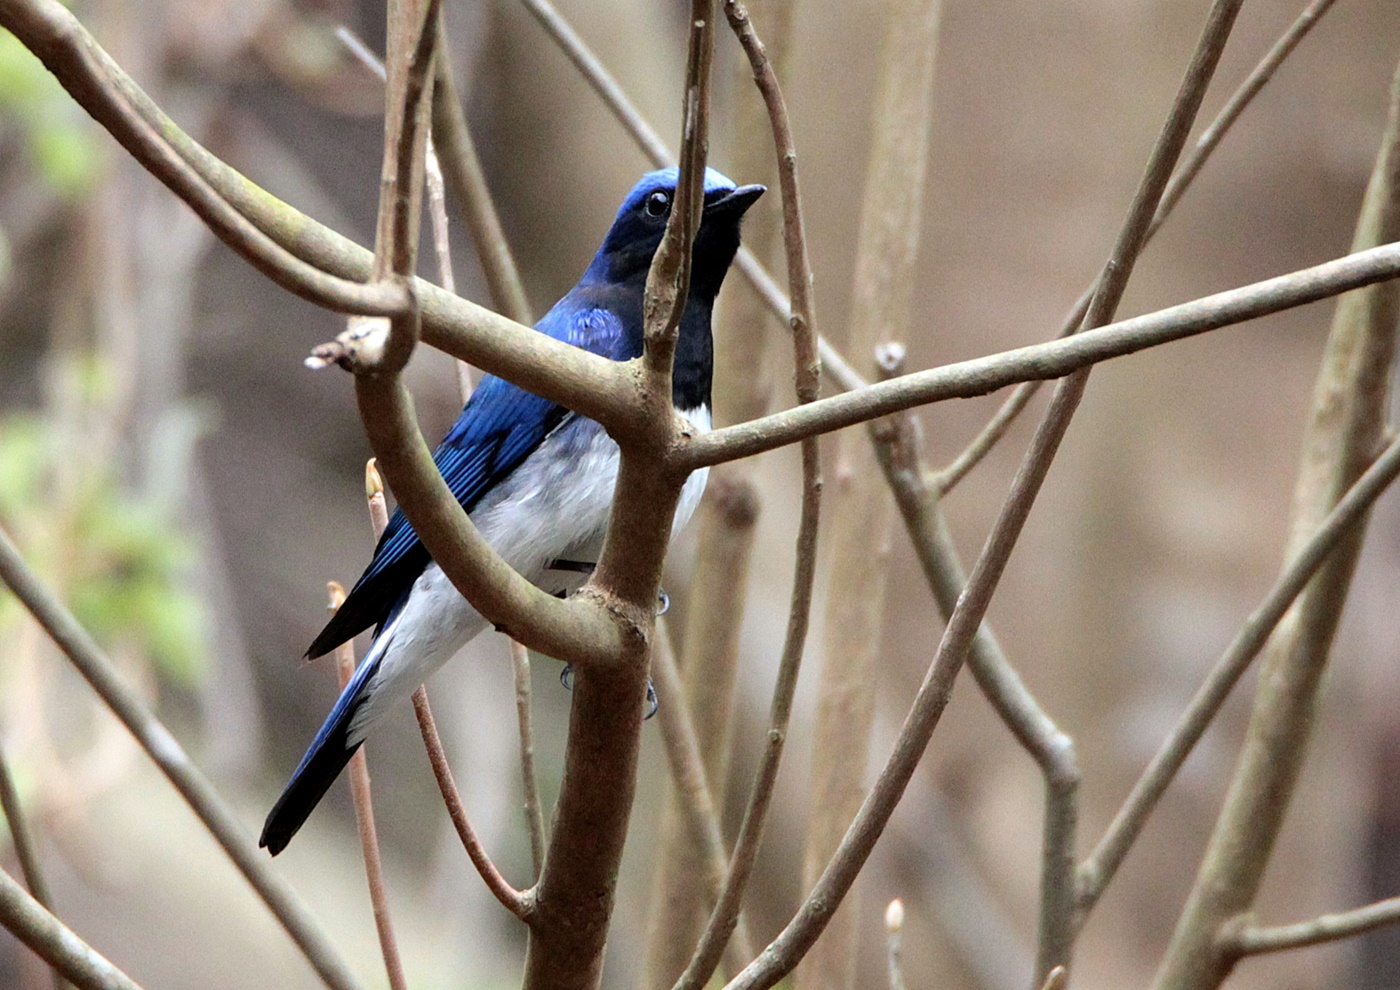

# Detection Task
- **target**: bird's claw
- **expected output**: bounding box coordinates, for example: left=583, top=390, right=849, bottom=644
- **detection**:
left=558, top=666, right=659, bottom=719
left=656, top=588, right=670, bottom=616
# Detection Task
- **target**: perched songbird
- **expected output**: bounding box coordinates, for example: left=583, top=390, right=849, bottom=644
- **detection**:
left=260, top=167, right=764, bottom=855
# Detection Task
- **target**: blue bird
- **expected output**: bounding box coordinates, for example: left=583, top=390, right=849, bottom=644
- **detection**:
left=260, top=167, right=763, bottom=855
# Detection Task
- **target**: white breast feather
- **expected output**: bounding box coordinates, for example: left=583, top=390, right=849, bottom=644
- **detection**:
left=350, top=405, right=712, bottom=738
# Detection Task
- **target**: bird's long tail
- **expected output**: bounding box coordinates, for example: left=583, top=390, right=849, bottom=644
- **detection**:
left=260, top=650, right=381, bottom=856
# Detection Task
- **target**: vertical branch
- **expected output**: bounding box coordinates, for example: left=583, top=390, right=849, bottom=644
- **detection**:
left=510, top=639, right=547, bottom=878
left=673, top=4, right=825, bottom=987
left=641, top=0, right=791, bottom=981
left=797, top=0, right=943, bottom=986
left=1150, top=55, right=1400, bottom=990
left=327, top=584, right=408, bottom=990
left=522, top=8, right=717, bottom=990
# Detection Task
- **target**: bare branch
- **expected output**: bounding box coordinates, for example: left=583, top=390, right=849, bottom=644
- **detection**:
left=680, top=238, right=1400, bottom=471
left=510, top=640, right=547, bottom=879
left=411, top=690, right=534, bottom=922
left=328, top=584, right=408, bottom=990
left=0, top=527, right=365, bottom=990
left=1150, top=52, right=1400, bottom=990
left=1078, top=430, right=1400, bottom=913
left=1226, top=897, right=1400, bottom=957
left=0, top=865, right=144, bottom=990
left=673, top=3, right=824, bottom=985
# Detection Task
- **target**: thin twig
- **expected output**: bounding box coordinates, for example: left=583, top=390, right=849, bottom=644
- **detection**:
left=0, top=865, right=144, bottom=990
left=671, top=3, right=823, bottom=987
left=650, top=619, right=756, bottom=963
left=0, top=527, right=365, bottom=990
left=1226, top=897, right=1400, bottom=956
left=1078, top=433, right=1400, bottom=913
left=0, top=744, right=65, bottom=990
left=869, top=353, right=1079, bottom=985
left=509, top=640, right=546, bottom=879
left=412, top=690, right=533, bottom=922
left=0, top=745, right=54, bottom=920
left=725, top=1, right=1243, bottom=983
left=935, top=0, right=1340, bottom=492
left=327, top=584, right=408, bottom=990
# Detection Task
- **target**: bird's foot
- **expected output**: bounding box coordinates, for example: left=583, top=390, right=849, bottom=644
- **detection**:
left=558, top=666, right=659, bottom=719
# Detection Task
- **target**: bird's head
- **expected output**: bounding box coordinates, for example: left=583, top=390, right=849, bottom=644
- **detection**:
left=586, top=167, right=765, bottom=294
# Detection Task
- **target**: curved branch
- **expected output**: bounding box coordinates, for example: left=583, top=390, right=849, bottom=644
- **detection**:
left=0, top=0, right=631, bottom=428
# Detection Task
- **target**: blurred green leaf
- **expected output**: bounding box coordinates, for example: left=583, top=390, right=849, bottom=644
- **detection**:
left=0, top=28, right=100, bottom=197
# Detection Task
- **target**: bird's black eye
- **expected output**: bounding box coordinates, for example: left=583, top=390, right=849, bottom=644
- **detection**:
left=644, top=191, right=670, bottom=218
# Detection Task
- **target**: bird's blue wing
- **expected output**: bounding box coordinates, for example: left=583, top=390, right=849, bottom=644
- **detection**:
left=305, top=306, right=625, bottom=659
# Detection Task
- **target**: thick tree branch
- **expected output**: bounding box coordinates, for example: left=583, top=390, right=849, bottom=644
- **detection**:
left=0, top=527, right=365, bottom=990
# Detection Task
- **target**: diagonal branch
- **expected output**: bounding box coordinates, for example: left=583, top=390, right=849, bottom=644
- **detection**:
left=935, top=0, right=1343, bottom=493
left=0, top=865, right=144, bottom=990
left=1077, top=432, right=1400, bottom=915
left=0, top=527, right=366, bottom=990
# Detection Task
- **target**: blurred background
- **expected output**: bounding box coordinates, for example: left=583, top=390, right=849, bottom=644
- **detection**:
left=2, top=0, right=1400, bottom=988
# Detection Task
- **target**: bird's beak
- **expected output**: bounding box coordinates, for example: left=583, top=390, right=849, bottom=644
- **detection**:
left=704, top=183, right=766, bottom=219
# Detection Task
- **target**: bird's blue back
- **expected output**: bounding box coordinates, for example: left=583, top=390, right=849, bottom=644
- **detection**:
left=305, top=167, right=739, bottom=659
left=306, top=291, right=636, bottom=658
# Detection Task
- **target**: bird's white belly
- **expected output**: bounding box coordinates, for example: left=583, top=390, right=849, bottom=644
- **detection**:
left=349, top=406, right=710, bottom=738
